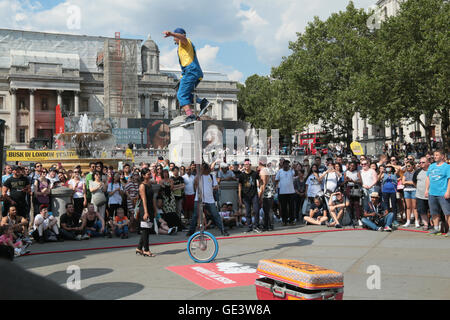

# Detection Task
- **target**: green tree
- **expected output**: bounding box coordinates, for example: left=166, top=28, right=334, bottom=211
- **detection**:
left=356, top=0, right=449, bottom=151
left=273, top=1, right=373, bottom=149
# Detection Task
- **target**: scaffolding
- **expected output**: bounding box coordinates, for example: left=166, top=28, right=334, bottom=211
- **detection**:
left=103, top=33, right=138, bottom=118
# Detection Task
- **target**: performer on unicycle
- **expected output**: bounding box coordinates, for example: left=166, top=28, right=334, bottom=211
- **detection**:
left=163, top=28, right=212, bottom=123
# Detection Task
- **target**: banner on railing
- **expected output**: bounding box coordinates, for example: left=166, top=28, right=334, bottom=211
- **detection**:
left=6, top=150, right=78, bottom=161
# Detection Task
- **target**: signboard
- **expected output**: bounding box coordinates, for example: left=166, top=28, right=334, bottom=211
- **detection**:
left=112, top=128, right=147, bottom=145
left=6, top=150, right=78, bottom=162
left=166, top=262, right=261, bottom=290
left=127, top=119, right=170, bottom=149
left=350, top=141, right=364, bottom=156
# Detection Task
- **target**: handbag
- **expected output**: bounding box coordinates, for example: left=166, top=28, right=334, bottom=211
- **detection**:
left=349, top=186, right=362, bottom=198
left=92, top=191, right=107, bottom=207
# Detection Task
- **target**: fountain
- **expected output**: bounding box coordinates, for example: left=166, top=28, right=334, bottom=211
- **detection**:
left=40, top=113, right=126, bottom=171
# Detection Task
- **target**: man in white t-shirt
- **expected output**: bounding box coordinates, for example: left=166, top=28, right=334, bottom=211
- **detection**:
left=275, top=160, right=296, bottom=225
left=182, top=166, right=196, bottom=221
left=186, top=163, right=229, bottom=237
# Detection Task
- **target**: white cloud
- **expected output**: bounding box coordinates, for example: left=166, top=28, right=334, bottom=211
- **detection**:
left=227, top=70, right=244, bottom=82
left=0, top=0, right=377, bottom=78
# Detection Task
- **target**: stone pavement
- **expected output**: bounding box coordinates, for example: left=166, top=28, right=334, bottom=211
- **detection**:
left=14, top=224, right=450, bottom=300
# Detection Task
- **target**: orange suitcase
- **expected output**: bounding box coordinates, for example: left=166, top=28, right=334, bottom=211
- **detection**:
left=255, top=259, right=344, bottom=300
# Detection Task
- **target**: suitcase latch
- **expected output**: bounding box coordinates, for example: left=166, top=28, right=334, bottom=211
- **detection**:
left=272, top=284, right=286, bottom=299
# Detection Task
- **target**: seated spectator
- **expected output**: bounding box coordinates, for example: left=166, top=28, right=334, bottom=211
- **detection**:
left=60, top=203, right=89, bottom=241
left=0, top=225, right=30, bottom=257
left=109, top=207, right=129, bottom=239
left=1, top=206, right=30, bottom=243
left=304, top=196, right=328, bottom=225
left=361, top=192, right=394, bottom=232
left=32, top=205, right=63, bottom=243
left=227, top=202, right=243, bottom=227
left=327, top=192, right=349, bottom=228
left=219, top=203, right=237, bottom=229
left=155, top=198, right=177, bottom=235
left=82, top=203, right=107, bottom=238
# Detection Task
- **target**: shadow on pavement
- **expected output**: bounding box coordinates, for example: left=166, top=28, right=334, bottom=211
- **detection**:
left=45, top=268, right=114, bottom=285
left=78, top=282, right=144, bottom=300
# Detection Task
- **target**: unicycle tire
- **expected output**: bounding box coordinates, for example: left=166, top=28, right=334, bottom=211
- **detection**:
left=187, top=231, right=219, bottom=263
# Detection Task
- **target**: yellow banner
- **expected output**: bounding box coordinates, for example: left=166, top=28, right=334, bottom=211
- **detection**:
left=350, top=141, right=364, bottom=156
left=6, top=150, right=79, bottom=162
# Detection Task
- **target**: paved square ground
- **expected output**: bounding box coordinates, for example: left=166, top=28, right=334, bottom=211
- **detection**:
left=15, top=225, right=450, bottom=300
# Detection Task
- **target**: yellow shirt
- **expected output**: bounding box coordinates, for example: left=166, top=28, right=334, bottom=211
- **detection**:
left=178, top=38, right=195, bottom=67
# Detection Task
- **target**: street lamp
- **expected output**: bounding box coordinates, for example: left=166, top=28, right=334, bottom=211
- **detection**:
left=161, top=106, right=166, bottom=119
left=139, top=127, right=144, bottom=149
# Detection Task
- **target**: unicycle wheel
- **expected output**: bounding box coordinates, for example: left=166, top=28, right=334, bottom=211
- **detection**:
left=187, top=231, right=219, bottom=263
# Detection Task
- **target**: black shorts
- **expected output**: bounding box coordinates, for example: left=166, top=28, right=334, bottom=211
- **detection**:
left=417, top=198, right=429, bottom=215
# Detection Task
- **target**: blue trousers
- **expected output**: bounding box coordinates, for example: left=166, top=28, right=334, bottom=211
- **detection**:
left=362, top=212, right=394, bottom=230
left=189, top=202, right=224, bottom=234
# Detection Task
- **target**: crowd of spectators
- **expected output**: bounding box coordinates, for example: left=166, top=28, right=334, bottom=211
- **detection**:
left=0, top=148, right=449, bottom=260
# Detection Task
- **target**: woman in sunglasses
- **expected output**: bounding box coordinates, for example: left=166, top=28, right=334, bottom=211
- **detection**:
left=402, top=161, right=419, bottom=228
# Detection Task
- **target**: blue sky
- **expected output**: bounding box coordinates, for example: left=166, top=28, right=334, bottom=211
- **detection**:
left=1, top=0, right=378, bottom=82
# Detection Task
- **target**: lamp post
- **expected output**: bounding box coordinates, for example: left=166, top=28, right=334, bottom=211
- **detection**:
left=161, top=106, right=166, bottom=119
left=140, top=127, right=144, bottom=149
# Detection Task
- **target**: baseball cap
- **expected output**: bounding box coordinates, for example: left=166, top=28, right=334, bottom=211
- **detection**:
left=173, top=28, right=186, bottom=35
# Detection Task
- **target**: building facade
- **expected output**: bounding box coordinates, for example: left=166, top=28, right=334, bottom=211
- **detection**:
left=0, top=29, right=239, bottom=148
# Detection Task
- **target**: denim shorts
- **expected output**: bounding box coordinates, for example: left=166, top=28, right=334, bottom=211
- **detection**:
left=428, top=195, right=450, bottom=216
left=416, top=198, right=429, bottom=215
left=404, top=190, right=416, bottom=199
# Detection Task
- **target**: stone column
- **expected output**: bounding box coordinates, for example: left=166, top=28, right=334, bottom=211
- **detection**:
left=9, top=88, right=17, bottom=144
left=57, top=90, right=63, bottom=107
left=216, top=98, right=223, bottom=120
left=144, top=94, right=150, bottom=119
left=29, top=89, right=36, bottom=141
left=74, top=91, right=80, bottom=117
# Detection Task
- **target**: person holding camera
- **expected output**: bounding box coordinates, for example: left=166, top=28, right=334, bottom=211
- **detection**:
left=380, top=164, right=398, bottom=225
left=361, top=192, right=394, bottom=232
left=344, top=161, right=363, bottom=226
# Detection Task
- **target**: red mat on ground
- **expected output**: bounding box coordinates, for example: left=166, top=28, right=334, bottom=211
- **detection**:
left=167, top=262, right=261, bottom=290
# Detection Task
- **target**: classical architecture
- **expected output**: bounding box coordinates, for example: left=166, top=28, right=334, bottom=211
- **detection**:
left=0, top=29, right=239, bottom=148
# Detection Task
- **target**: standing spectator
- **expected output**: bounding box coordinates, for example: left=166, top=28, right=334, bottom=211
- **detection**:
left=33, top=174, right=51, bottom=212
left=182, top=166, right=196, bottom=221
left=275, top=160, right=296, bottom=226
left=85, top=162, right=97, bottom=205
left=107, top=173, right=124, bottom=220
left=345, top=162, right=363, bottom=226
left=180, top=166, right=186, bottom=177
left=2, top=165, right=12, bottom=185
left=68, top=169, right=86, bottom=220
left=414, top=157, right=431, bottom=230
left=217, top=163, right=236, bottom=184
left=402, top=162, right=419, bottom=228
left=2, top=166, right=31, bottom=220
left=124, top=173, right=140, bottom=233
left=187, top=163, right=229, bottom=237
left=122, top=163, right=132, bottom=182
left=46, top=167, right=59, bottom=189
left=238, top=160, right=261, bottom=232
left=89, top=172, right=107, bottom=220
left=29, top=162, right=43, bottom=217
left=425, top=150, right=450, bottom=235
left=380, top=164, right=398, bottom=225
left=360, top=159, right=379, bottom=210
left=160, top=169, right=184, bottom=231
left=293, top=168, right=306, bottom=223
left=59, top=203, right=89, bottom=240
left=314, top=156, right=327, bottom=174
left=258, top=157, right=275, bottom=231
left=305, top=164, right=323, bottom=207
left=137, top=168, right=157, bottom=257
left=171, top=167, right=185, bottom=220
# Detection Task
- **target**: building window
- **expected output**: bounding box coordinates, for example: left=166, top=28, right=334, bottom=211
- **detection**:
left=19, top=128, right=26, bottom=143
left=153, top=101, right=159, bottom=113
left=81, top=98, right=89, bottom=113
left=63, top=98, right=73, bottom=114
left=0, top=96, right=4, bottom=110
left=41, top=97, right=48, bottom=110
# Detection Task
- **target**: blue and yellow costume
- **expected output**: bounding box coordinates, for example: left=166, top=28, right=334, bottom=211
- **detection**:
left=176, top=31, right=204, bottom=107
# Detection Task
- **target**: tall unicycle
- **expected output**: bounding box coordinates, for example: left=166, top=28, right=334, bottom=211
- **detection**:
left=186, top=108, right=219, bottom=263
